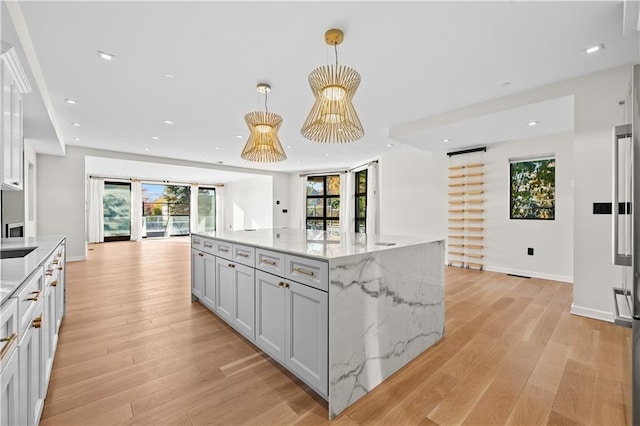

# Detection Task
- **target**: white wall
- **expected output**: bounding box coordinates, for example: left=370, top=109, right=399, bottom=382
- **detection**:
left=224, top=176, right=273, bottom=231
left=37, top=145, right=290, bottom=260
left=272, top=173, right=291, bottom=228
left=379, top=147, right=447, bottom=239
left=483, top=132, right=573, bottom=282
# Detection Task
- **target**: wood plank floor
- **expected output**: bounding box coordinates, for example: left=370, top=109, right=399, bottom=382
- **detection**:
left=40, top=238, right=632, bottom=425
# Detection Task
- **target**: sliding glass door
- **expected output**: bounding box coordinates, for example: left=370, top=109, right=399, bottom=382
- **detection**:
left=103, top=182, right=131, bottom=242
left=197, top=187, right=216, bottom=232
left=142, top=183, right=190, bottom=238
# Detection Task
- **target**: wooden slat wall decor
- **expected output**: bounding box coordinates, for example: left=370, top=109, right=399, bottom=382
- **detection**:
left=447, top=150, right=485, bottom=270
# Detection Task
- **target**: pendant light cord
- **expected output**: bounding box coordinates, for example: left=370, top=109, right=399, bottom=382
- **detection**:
left=265, top=90, right=268, bottom=113
left=334, top=44, right=338, bottom=66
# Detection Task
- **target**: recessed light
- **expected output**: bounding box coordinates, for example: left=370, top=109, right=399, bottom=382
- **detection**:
left=144, top=147, right=150, bottom=151
left=164, top=73, right=175, bottom=79
left=151, top=136, right=160, bottom=140
left=286, top=145, right=293, bottom=149
left=65, top=98, right=78, bottom=105
left=325, top=153, right=330, bottom=157
left=386, top=143, right=393, bottom=147
left=97, top=50, right=116, bottom=61
left=236, top=135, right=243, bottom=139
left=217, top=161, right=224, bottom=164
left=215, top=146, right=222, bottom=150
left=198, top=155, right=204, bottom=159
left=71, top=122, right=81, bottom=127
left=528, top=121, right=539, bottom=126
left=584, top=44, right=604, bottom=54
left=163, top=120, right=174, bottom=125
left=442, top=138, right=451, bottom=143
left=72, top=137, right=81, bottom=141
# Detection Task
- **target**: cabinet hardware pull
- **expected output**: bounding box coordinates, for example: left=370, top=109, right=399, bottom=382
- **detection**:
left=237, top=253, right=249, bottom=258
left=29, top=291, right=41, bottom=296
left=58, top=267, right=63, bottom=271
left=0, top=333, right=17, bottom=359
left=32, top=316, right=42, bottom=329
left=228, top=264, right=235, bottom=268
left=283, top=282, right=289, bottom=288
left=198, top=253, right=204, bottom=257
left=278, top=282, right=285, bottom=287
left=193, top=240, right=201, bottom=244
left=293, top=267, right=315, bottom=277
left=52, top=259, right=59, bottom=264
left=204, top=244, right=213, bottom=248
left=219, top=248, right=229, bottom=252
left=51, top=281, right=58, bottom=287
left=261, top=259, right=277, bottom=266
left=46, top=269, right=54, bottom=276
left=25, top=297, right=38, bottom=302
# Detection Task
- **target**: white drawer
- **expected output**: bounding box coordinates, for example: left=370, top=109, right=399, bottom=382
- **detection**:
left=233, top=244, right=255, bottom=267
left=200, top=238, right=216, bottom=256
left=214, top=240, right=233, bottom=260
left=0, top=298, right=18, bottom=370
left=14, top=268, right=44, bottom=335
left=44, top=252, right=60, bottom=286
left=191, top=235, right=204, bottom=249
left=256, top=248, right=285, bottom=276
left=285, top=255, right=328, bottom=292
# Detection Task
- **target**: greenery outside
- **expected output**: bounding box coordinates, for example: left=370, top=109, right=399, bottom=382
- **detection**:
left=510, top=158, right=555, bottom=220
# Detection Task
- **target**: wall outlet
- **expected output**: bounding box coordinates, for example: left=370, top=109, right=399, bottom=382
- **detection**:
left=527, top=248, right=534, bottom=256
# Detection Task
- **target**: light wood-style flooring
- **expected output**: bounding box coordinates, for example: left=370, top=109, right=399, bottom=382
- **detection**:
left=40, top=238, right=632, bottom=425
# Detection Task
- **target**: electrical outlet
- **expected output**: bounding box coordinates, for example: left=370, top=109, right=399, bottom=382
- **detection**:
left=527, top=248, right=534, bottom=256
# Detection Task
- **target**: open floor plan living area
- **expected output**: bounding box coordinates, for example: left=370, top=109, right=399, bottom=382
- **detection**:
left=1, top=1, right=639, bottom=425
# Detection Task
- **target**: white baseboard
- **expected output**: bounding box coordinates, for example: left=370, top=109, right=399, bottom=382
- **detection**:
left=570, top=304, right=614, bottom=323
left=66, top=256, right=87, bottom=262
left=482, top=265, right=573, bottom=284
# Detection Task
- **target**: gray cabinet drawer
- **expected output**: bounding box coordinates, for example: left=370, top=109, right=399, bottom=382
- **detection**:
left=214, top=240, right=233, bottom=260
left=14, top=268, right=44, bottom=334
left=256, top=249, right=285, bottom=276
left=0, top=298, right=18, bottom=370
left=285, top=255, right=328, bottom=292
left=191, top=236, right=204, bottom=249
left=201, top=238, right=216, bottom=256
left=233, top=244, right=255, bottom=267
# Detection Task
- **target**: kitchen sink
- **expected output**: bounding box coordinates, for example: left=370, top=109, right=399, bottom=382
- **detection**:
left=0, top=247, right=37, bottom=259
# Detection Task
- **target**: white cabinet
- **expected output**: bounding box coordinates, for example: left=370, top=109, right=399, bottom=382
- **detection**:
left=191, top=249, right=205, bottom=299
left=255, top=271, right=286, bottom=363
left=191, top=247, right=216, bottom=310
left=18, top=299, right=45, bottom=426
left=285, top=280, right=328, bottom=396
left=0, top=46, right=31, bottom=191
left=0, top=348, right=20, bottom=426
left=215, top=258, right=255, bottom=341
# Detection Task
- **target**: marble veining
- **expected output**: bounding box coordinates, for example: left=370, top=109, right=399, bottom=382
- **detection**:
left=328, top=241, right=444, bottom=418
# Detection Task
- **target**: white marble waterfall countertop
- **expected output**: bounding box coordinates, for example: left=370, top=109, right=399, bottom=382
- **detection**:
left=193, top=229, right=442, bottom=260
left=1, top=235, right=65, bottom=304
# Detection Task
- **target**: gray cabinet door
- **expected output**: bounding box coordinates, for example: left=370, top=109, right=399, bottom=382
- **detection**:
left=285, top=281, right=328, bottom=396
left=201, top=253, right=216, bottom=310
left=233, top=263, right=255, bottom=341
left=215, top=257, right=235, bottom=323
left=18, top=302, right=45, bottom=426
left=255, top=271, right=285, bottom=362
left=191, top=249, right=205, bottom=299
left=0, top=348, right=20, bottom=426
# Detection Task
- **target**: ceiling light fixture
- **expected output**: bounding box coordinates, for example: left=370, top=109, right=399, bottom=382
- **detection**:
left=164, top=73, right=175, bottom=79
left=163, top=120, right=174, bottom=125
left=241, top=83, right=286, bottom=163
left=386, top=143, right=393, bottom=147
left=71, top=122, right=81, bottom=127
left=152, top=136, right=160, bottom=140
left=65, top=98, right=78, bottom=105
left=528, top=121, right=539, bottom=126
left=144, top=147, right=150, bottom=151
left=584, top=44, right=604, bottom=54
left=215, top=146, right=221, bottom=150
left=97, top=50, right=116, bottom=61
left=442, top=138, right=451, bottom=143
left=72, top=137, right=80, bottom=141
left=301, top=28, right=364, bottom=143
left=236, top=135, right=243, bottom=139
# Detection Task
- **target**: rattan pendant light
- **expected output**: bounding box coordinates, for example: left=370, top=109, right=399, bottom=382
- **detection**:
left=301, top=29, right=364, bottom=143
left=241, top=83, right=287, bottom=162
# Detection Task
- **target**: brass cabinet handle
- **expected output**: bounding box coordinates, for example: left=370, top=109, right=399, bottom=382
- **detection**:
left=0, top=333, right=17, bottom=359
left=228, top=264, right=235, bottom=268
left=25, top=290, right=40, bottom=302
left=46, top=269, right=54, bottom=276
left=237, top=253, right=249, bottom=258
left=32, top=316, right=42, bottom=329
left=261, top=259, right=277, bottom=266
left=219, top=248, right=229, bottom=253
left=51, top=280, right=58, bottom=287
left=278, top=282, right=289, bottom=288
left=193, top=239, right=201, bottom=245
left=52, top=259, right=59, bottom=264
left=204, top=243, right=213, bottom=248
left=198, top=253, right=204, bottom=257
left=293, top=267, right=315, bottom=277
left=58, top=266, right=63, bottom=271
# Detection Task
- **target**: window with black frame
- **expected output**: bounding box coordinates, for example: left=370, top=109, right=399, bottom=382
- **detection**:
left=306, top=175, right=340, bottom=231
left=355, top=169, right=367, bottom=233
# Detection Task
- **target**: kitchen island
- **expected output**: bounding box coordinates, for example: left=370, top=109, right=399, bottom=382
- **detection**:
left=190, top=229, right=444, bottom=418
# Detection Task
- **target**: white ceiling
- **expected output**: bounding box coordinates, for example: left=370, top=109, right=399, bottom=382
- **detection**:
left=5, top=1, right=640, bottom=173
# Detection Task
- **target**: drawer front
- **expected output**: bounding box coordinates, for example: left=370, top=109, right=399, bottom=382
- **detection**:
left=200, top=238, right=216, bottom=256
left=285, top=255, right=328, bottom=292
left=191, top=235, right=204, bottom=250
left=214, top=240, right=233, bottom=261
left=256, top=248, right=285, bottom=276
left=0, top=298, right=18, bottom=370
left=233, top=244, right=255, bottom=267
left=44, top=252, right=60, bottom=286
left=15, top=268, right=44, bottom=334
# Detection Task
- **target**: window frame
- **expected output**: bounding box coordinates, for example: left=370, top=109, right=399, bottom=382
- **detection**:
left=306, top=174, right=340, bottom=231
left=354, top=169, right=367, bottom=233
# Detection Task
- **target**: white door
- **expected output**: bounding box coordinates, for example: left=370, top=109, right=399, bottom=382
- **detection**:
left=255, top=271, right=286, bottom=363
left=201, top=253, right=216, bottom=310
left=191, top=249, right=205, bottom=299
left=0, top=348, right=20, bottom=426
left=215, top=257, right=235, bottom=323
left=285, top=281, right=328, bottom=396
left=232, top=263, right=255, bottom=341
